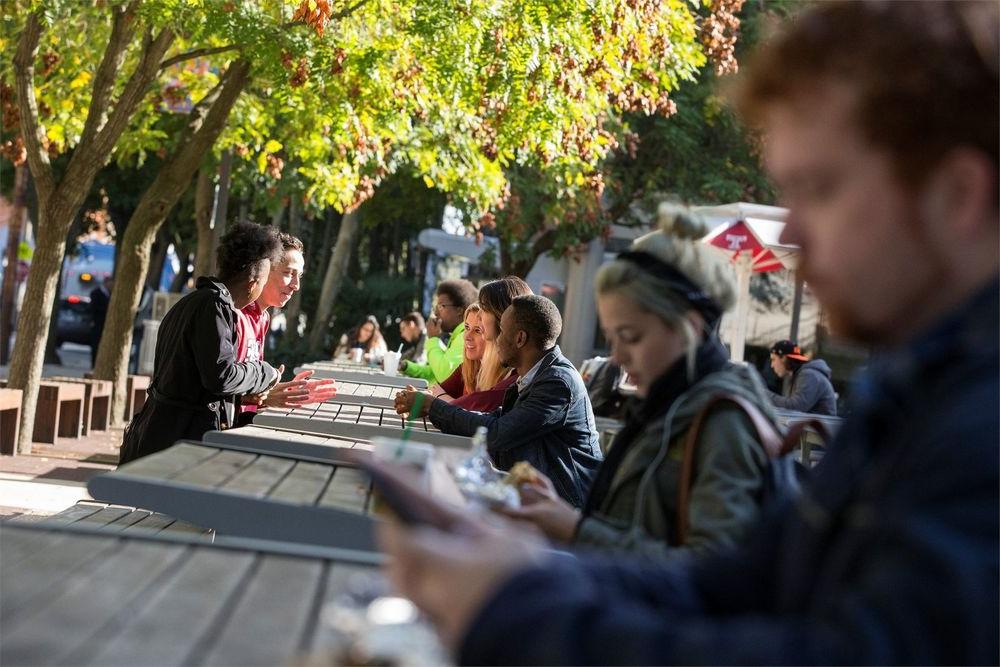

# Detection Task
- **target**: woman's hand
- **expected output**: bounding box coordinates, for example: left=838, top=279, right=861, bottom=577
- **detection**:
left=394, top=385, right=433, bottom=417
left=498, top=472, right=582, bottom=544
left=379, top=517, right=548, bottom=652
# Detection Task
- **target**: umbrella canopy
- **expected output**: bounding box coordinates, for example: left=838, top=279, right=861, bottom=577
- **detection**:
left=693, top=203, right=797, bottom=362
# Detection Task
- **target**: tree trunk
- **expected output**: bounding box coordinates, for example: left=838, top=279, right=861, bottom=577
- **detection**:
left=308, top=209, right=360, bottom=356
left=192, top=159, right=215, bottom=279
left=7, top=200, right=75, bottom=452
left=1, top=165, right=29, bottom=364
left=146, top=226, right=170, bottom=291
left=93, top=60, right=252, bottom=426
left=8, top=7, right=174, bottom=449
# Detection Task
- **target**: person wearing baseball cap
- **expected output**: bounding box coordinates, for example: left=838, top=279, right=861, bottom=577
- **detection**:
left=768, top=339, right=837, bottom=415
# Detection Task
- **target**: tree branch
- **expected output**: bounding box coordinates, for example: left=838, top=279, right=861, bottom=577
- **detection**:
left=12, top=12, right=54, bottom=203
left=77, top=2, right=139, bottom=151
left=91, top=27, right=175, bottom=157
left=159, top=44, right=239, bottom=71
left=332, top=0, right=372, bottom=20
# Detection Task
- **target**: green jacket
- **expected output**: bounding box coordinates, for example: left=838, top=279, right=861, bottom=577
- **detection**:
left=574, top=363, right=777, bottom=560
left=403, top=321, right=465, bottom=384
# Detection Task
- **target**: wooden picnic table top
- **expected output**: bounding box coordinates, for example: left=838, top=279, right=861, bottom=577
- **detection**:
left=88, top=440, right=380, bottom=551
left=0, top=522, right=402, bottom=667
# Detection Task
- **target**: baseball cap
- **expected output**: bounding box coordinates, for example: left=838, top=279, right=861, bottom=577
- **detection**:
left=770, top=339, right=809, bottom=361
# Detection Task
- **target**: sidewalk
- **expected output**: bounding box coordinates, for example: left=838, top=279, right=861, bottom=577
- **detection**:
left=0, top=384, right=122, bottom=520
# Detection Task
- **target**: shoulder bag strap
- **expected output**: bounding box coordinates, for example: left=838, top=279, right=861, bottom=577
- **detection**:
left=675, top=392, right=784, bottom=545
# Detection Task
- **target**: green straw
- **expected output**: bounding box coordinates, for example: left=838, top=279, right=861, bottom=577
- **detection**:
left=396, top=391, right=425, bottom=460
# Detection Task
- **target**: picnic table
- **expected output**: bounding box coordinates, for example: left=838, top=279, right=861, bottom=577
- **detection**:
left=43, top=376, right=112, bottom=435
left=255, top=401, right=471, bottom=450
left=0, top=522, right=422, bottom=667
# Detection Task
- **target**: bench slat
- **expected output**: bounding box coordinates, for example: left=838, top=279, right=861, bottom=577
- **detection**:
left=81, top=548, right=256, bottom=666
left=221, top=454, right=297, bottom=497
left=197, top=555, right=326, bottom=667
left=268, top=461, right=334, bottom=505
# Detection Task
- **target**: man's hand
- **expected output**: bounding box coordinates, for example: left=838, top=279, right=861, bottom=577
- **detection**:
left=394, top=385, right=434, bottom=417
left=426, top=316, right=442, bottom=339
left=379, top=517, right=549, bottom=652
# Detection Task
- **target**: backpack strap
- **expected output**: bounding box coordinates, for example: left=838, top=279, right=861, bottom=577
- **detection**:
left=675, top=392, right=783, bottom=545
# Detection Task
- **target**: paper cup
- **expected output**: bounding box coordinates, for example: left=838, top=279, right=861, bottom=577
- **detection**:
left=351, top=348, right=364, bottom=364
left=383, top=351, right=402, bottom=376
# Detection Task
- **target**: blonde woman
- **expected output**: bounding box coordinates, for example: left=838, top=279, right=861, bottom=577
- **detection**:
left=507, top=205, right=784, bottom=559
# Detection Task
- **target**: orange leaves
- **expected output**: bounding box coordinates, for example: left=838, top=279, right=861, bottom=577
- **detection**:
left=701, top=0, right=745, bottom=76
left=291, top=0, right=333, bottom=37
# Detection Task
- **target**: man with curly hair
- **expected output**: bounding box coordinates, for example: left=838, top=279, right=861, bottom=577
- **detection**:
left=119, top=222, right=284, bottom=464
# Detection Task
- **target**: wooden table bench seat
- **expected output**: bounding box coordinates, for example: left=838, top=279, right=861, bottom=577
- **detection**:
left=43, top=377, right=112, bottom=435
left=1, top=522, right=410, bottom=667
left=0, top=387, right=22, bottom=455
left=23, top=500, right=214, bottom=538
left=1, top=380, right=84, bottom=444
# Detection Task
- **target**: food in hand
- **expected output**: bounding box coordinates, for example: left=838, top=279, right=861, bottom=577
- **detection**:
left=505, top=461, right=542, bottom=488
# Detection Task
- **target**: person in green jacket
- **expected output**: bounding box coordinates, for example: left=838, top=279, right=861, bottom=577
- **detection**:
left=505, top=206, right=784, bottom=560
left=401, top=279, right=478, bottom=383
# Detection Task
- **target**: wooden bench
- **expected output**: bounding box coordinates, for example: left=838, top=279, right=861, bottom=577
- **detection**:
left=87, top=440, right=382, bottom=551
left=775, top=409, right=844, bottom=467
left=1, top=380, right=84, bottom=444
left=255, top=401, right=471, bottom=450
left=23, top=500, right=214, bottom=538
left=0, top=388, right=21, bottom=455
left=1, top=522, right=406, bottom=667
left=43, top=376, right=112, bottom=435
left=124, top=374, right=151, bottom=421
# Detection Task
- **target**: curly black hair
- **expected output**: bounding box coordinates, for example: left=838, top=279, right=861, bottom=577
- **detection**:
left=216, top=223, right=283, bottom=283
left=509, top=294, right=562, bottom=349
left=435, top=279, right=478, bottom=310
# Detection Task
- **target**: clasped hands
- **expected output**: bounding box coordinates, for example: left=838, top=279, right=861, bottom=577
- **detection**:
left=246, top=367, right=338, bottom=409
left=394, top=385, right=434, bottom=418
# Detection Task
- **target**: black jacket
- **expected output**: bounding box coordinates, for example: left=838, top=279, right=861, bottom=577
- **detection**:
left=428, top=345, right=603, bottom=507
left=119, top=277, right=278, bottom=464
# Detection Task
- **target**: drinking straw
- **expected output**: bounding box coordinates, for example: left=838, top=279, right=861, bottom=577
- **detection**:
left=396, top=391, right=425, bottom=459
left=397, top=343, right=404, bottom=354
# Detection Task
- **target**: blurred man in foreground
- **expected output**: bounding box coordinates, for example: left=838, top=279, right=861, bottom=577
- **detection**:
left=382, top=2, right=999, bottom=663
